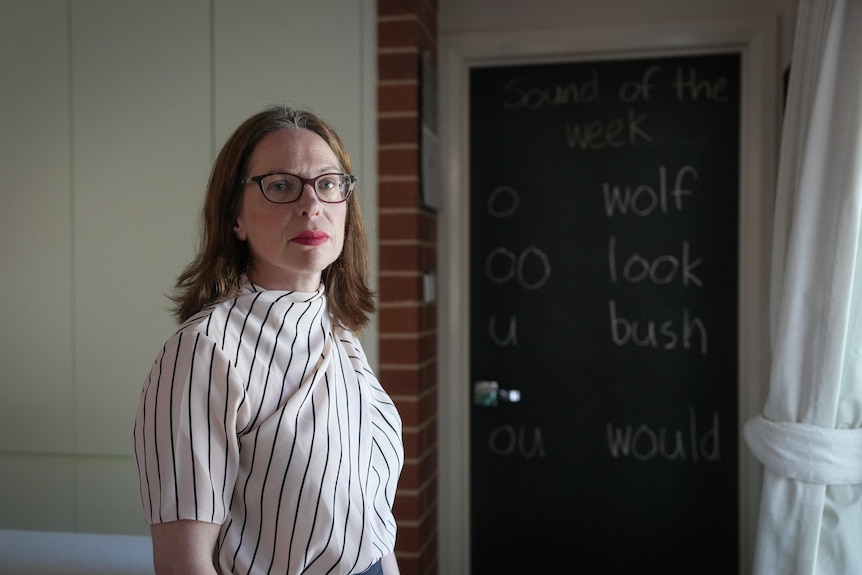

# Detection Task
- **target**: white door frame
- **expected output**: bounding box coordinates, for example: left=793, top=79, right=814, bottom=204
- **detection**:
left=437, top=18, right=779, bottom=574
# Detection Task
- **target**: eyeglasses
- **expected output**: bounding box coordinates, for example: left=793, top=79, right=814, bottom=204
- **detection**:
left=241, top=172, right=357, bottom=204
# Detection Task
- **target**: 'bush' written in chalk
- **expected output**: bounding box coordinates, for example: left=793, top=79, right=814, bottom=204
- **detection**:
left=609, top=299, right=708, bottom=354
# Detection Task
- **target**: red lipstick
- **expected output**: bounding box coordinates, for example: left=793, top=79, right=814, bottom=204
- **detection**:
left=293, top=231, right=329, bottom=246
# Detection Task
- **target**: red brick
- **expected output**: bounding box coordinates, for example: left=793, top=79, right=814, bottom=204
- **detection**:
left=395, top=541, right=439, bottom=575
left=418, top=2, right=437, bottom=42
left=379, top=303, right=421, bottom=333
left=395, top=506, right=437, bottom=554
left=379, top=273, right=423, bottom=301
left=394, top=490, right=421, bottom=518
left=379, top=365, right=421, bottom=394
left=392, top=388, right=437, bottom=426
left=379, top=115, right=419, bottom=146
left=402, top=428, right=421, bottom=456
left=380, top=210, right=421, bottom=240
left=378, top=0, right=420, bottom=17
left=378, top=1, right=439, bottom=571
left=379, top=361, right=437, bottom=396
left=418, top=304, right=436, bottom=332
left=380, top=241, right=432, bottom=272
left=415, top=475, right=438, bottom=515
left=380, top=242, right=421, bottom=271
left=419, top=360, right=437, bottom=389
left=379, top=304, right=420, bottom=333
left=396, top=524, right=422, bottom=555
left=399, top=460, right=419, bottom=489
left=379, top=18, right=419, bottom=48
left=379, top=179, right=419, bottom=209
left=397, top=556, right=420, bottom=575
left=380, top=331, right=436, bottom=364
left=395, top=396, right=421, bottom=427
left=419, top=419, right=438, bottom=454
left=420, top=550, right=438, bottom=575
left=398, top=490, right=426, bottom=522
left=419, top=445, right=437, bottom=480
left=401, top=422, right=438, bottom=464
left=417, top=211, right=436, bottom=243
left=379, top=52, right=419, bottom=82
left=380, top=336, right=421, bottom=365
left=381, top=210, right=429, bottom=242
left=418, top=386, right=438, bottom=419
left=418, top=243, right=436, bottom=270
left=379, top=147, right=419, bottom=176
left=379, top=83, right=419, bottom=113
left=398, top=447, right=437, bottom=491
left=421, top=332, right=437, bottom=361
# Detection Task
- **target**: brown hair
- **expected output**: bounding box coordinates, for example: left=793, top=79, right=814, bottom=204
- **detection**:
left=171, top=105, right=375, bottom=333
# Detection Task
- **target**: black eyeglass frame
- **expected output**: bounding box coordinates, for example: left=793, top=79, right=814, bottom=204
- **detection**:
left=241, top=172, right=357, bottom=204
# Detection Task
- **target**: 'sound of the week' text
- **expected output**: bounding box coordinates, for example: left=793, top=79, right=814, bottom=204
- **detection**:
left=501, top=65, right=729, bottom=150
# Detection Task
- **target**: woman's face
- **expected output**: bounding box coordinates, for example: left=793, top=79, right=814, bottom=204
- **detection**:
left=234, top=127, right=348, bottom=291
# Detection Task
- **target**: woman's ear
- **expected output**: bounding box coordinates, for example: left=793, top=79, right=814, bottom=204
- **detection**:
left=233, top=218, right=248, bottom=241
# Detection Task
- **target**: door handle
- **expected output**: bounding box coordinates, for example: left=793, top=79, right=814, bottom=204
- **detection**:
left=473, top=380, right=521, bottom=407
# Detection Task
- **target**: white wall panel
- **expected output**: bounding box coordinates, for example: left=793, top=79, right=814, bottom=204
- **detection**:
left=213, top=0, right=366, bottom=149
left=0, top=455, right=77, bottom=531
left=76, top=457, right=147, bottom=535
left=71, top=0, right=212, bottom=455
left=0, top=0, right=377, bottom=536
left=0, top=2, right=75, bottom=453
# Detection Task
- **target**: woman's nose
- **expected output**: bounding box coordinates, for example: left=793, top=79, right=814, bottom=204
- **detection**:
left=295, top=183, right=322, bottom=215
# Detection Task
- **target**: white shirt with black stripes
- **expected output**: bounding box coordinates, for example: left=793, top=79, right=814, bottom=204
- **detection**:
left=132, top=282, right=403, bottom=575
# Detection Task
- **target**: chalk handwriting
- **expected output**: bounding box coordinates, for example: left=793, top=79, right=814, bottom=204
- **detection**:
left=565, top=108, right=651, bottom=150
left=489, top=424, right=547, bottom=458
left=608, top=300, right=708, bottom=354
left=489, top=315, right=518, bottom=347
left=673, top=67, right=728, bottom=102
left=502, top=72, right=599, bottom=111
left=617, top=65, right=662, bottom=103
left=487, top=185, right=520, bottom=218
left=603, top=165, right=697, bottom=216
left=606, top=408, right=720, bottom=462
left=485, top=246, right=551, bottom=290
left=608, top=236, right=703, bottom=287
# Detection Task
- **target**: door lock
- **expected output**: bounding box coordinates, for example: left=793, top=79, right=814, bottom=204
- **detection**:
left=473, top=380, right=521, bottom=407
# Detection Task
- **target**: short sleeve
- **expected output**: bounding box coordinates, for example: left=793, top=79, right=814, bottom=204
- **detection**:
left=132, top=326, right=247, bottom=525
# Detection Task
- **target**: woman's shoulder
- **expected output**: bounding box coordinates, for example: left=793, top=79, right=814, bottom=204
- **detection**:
left=174, top=285, right=328, bottom=344
left=174, top=300, right=223, bottom=336
left=334, top=326, right=373, bottom=366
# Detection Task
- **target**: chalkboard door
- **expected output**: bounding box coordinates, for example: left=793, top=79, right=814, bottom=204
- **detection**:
left=469, top=53, right=740, bottom=574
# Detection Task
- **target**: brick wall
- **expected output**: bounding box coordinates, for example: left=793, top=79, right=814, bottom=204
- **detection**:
left=377, top=1, right=439, bottom=574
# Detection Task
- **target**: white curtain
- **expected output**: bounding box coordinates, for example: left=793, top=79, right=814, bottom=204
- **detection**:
left=743, top=0, right=862, bottom=573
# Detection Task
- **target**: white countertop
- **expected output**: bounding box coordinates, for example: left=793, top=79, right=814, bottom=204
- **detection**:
left=0, top=529, right=154, bottom=575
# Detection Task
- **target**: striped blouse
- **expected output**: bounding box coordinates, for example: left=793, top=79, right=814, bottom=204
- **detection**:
left=132, top=282, right=403, bottom=575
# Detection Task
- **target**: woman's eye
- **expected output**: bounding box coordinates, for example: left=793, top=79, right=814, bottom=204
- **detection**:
left=267, top=177, right=295, bottom=193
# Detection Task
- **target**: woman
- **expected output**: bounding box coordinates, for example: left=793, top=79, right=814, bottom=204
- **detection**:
left=132, top=105, right=403, bottom=575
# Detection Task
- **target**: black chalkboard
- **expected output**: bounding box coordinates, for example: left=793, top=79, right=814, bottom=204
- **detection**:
left=469, top=53, right=740, bottom=574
